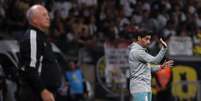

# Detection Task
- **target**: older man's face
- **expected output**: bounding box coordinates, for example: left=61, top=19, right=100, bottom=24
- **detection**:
left=33, top=6, right=50, bottom=29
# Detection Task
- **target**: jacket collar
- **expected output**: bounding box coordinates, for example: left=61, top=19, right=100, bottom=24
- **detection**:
left=135, top=42, right=145, bottom=50
left=29, top=25, right=47, bottom=37
left=129, top=42, right=146, bottom=51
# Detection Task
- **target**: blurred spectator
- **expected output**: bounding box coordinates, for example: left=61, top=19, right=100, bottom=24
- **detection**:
left=178, top=26, right=189, bottom=36
left=161, top=20, right=177, bottom=40
left=65, top=60, right=87, bottom=101
left=4, top=0, right=28, bottom=31
left=116, top=6, right=130, bottom=31
left=140, top=2, right=159, bottom=33
left=77, top=0, right=97, bottom=7
left=53, top=0, right=73, bottom=19
left=193, top=27, right=201, bottom=55
left=87, top=15, right=97, bottom=36
left=131, top=11, right=143, bottom=25
left=50, top=10, right=65, bottom=41
left=168, top=4, right=183, bottom=28
left=196, top=10, right=201, bottom=28
left=120, top=0, right=136, bottom=17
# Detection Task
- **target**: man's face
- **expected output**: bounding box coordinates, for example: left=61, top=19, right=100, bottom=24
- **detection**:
left=140, top=35, right=151, bottom=48
left=33, top=7, right=50, bottom=29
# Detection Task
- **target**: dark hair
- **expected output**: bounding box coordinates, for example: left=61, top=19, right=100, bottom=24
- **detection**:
left=130, top=27, right=152, bottom=40
left=137, top=30, right=153, bottom=38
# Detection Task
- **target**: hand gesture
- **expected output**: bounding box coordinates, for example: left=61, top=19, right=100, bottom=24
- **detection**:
left=162, top=60, right=174, bottom=68
left=160, top=38, right=167, bottom=48
left=41, top=89, right=55, bottom=101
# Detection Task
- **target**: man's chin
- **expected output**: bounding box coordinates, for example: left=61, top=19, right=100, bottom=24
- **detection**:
left=45, top=25, right=50, bottom=28
left=144, top=45, right=148, bottom=48
left=44, top=25, right=50, bottom=30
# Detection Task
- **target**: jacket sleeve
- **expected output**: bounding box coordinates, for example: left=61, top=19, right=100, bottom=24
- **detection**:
left=148, top=64, right=161, bottom=72
left=20, top=30, right=45, bottom=94
left=134, top=47, right=167, bottom=64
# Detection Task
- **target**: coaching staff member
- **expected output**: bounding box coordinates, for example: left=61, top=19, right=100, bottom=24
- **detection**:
left=18, top=4, right=62, bottom=101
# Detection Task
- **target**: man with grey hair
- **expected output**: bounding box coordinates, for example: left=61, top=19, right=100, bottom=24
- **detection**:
left=18, top=5, right=62, bottom=101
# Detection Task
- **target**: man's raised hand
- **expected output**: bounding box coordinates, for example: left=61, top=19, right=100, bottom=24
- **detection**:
left=160, top=38, right=167, bottom=48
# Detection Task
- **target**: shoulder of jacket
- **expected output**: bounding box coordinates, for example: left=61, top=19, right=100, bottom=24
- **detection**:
left=28, top=28, right=38, bottom=34
left=129, top=48, right=144, bottom=56
left=22, top=29, right=38, bottom=40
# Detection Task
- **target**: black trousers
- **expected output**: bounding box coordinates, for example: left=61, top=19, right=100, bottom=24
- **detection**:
left=17, top=85, right=42, bottom=101
left=17, top=85, right=61, bottom=101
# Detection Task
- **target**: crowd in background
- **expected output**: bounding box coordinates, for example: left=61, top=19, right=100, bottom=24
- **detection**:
left=0, top=0, right=201, bottom=57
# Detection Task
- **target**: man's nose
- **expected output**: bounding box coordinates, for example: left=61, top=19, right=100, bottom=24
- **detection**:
left=147, top=40, right=151, bottom=44
left=46, top=14, right=49, bottom=20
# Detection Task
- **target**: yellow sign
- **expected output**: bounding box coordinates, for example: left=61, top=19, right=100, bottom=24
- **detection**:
left=172, top=65, right=198, bottom=100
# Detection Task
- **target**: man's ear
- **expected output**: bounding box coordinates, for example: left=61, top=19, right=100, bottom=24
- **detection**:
left=32, top=17, right=37, bottom=25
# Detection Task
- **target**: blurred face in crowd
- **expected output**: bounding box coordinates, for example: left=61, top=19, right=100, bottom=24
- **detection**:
left=137, top=35, right=151, bottom=48
left=28, top=5, right=50, bottom=31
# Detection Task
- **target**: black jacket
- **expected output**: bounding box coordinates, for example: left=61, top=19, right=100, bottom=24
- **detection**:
left=19, top=26, right=62, bottom=94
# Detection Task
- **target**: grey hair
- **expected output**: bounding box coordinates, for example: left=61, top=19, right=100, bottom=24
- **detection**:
left=26, top=5, right=43, bottom=24
left=26, top=7, right=34, bottom=24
